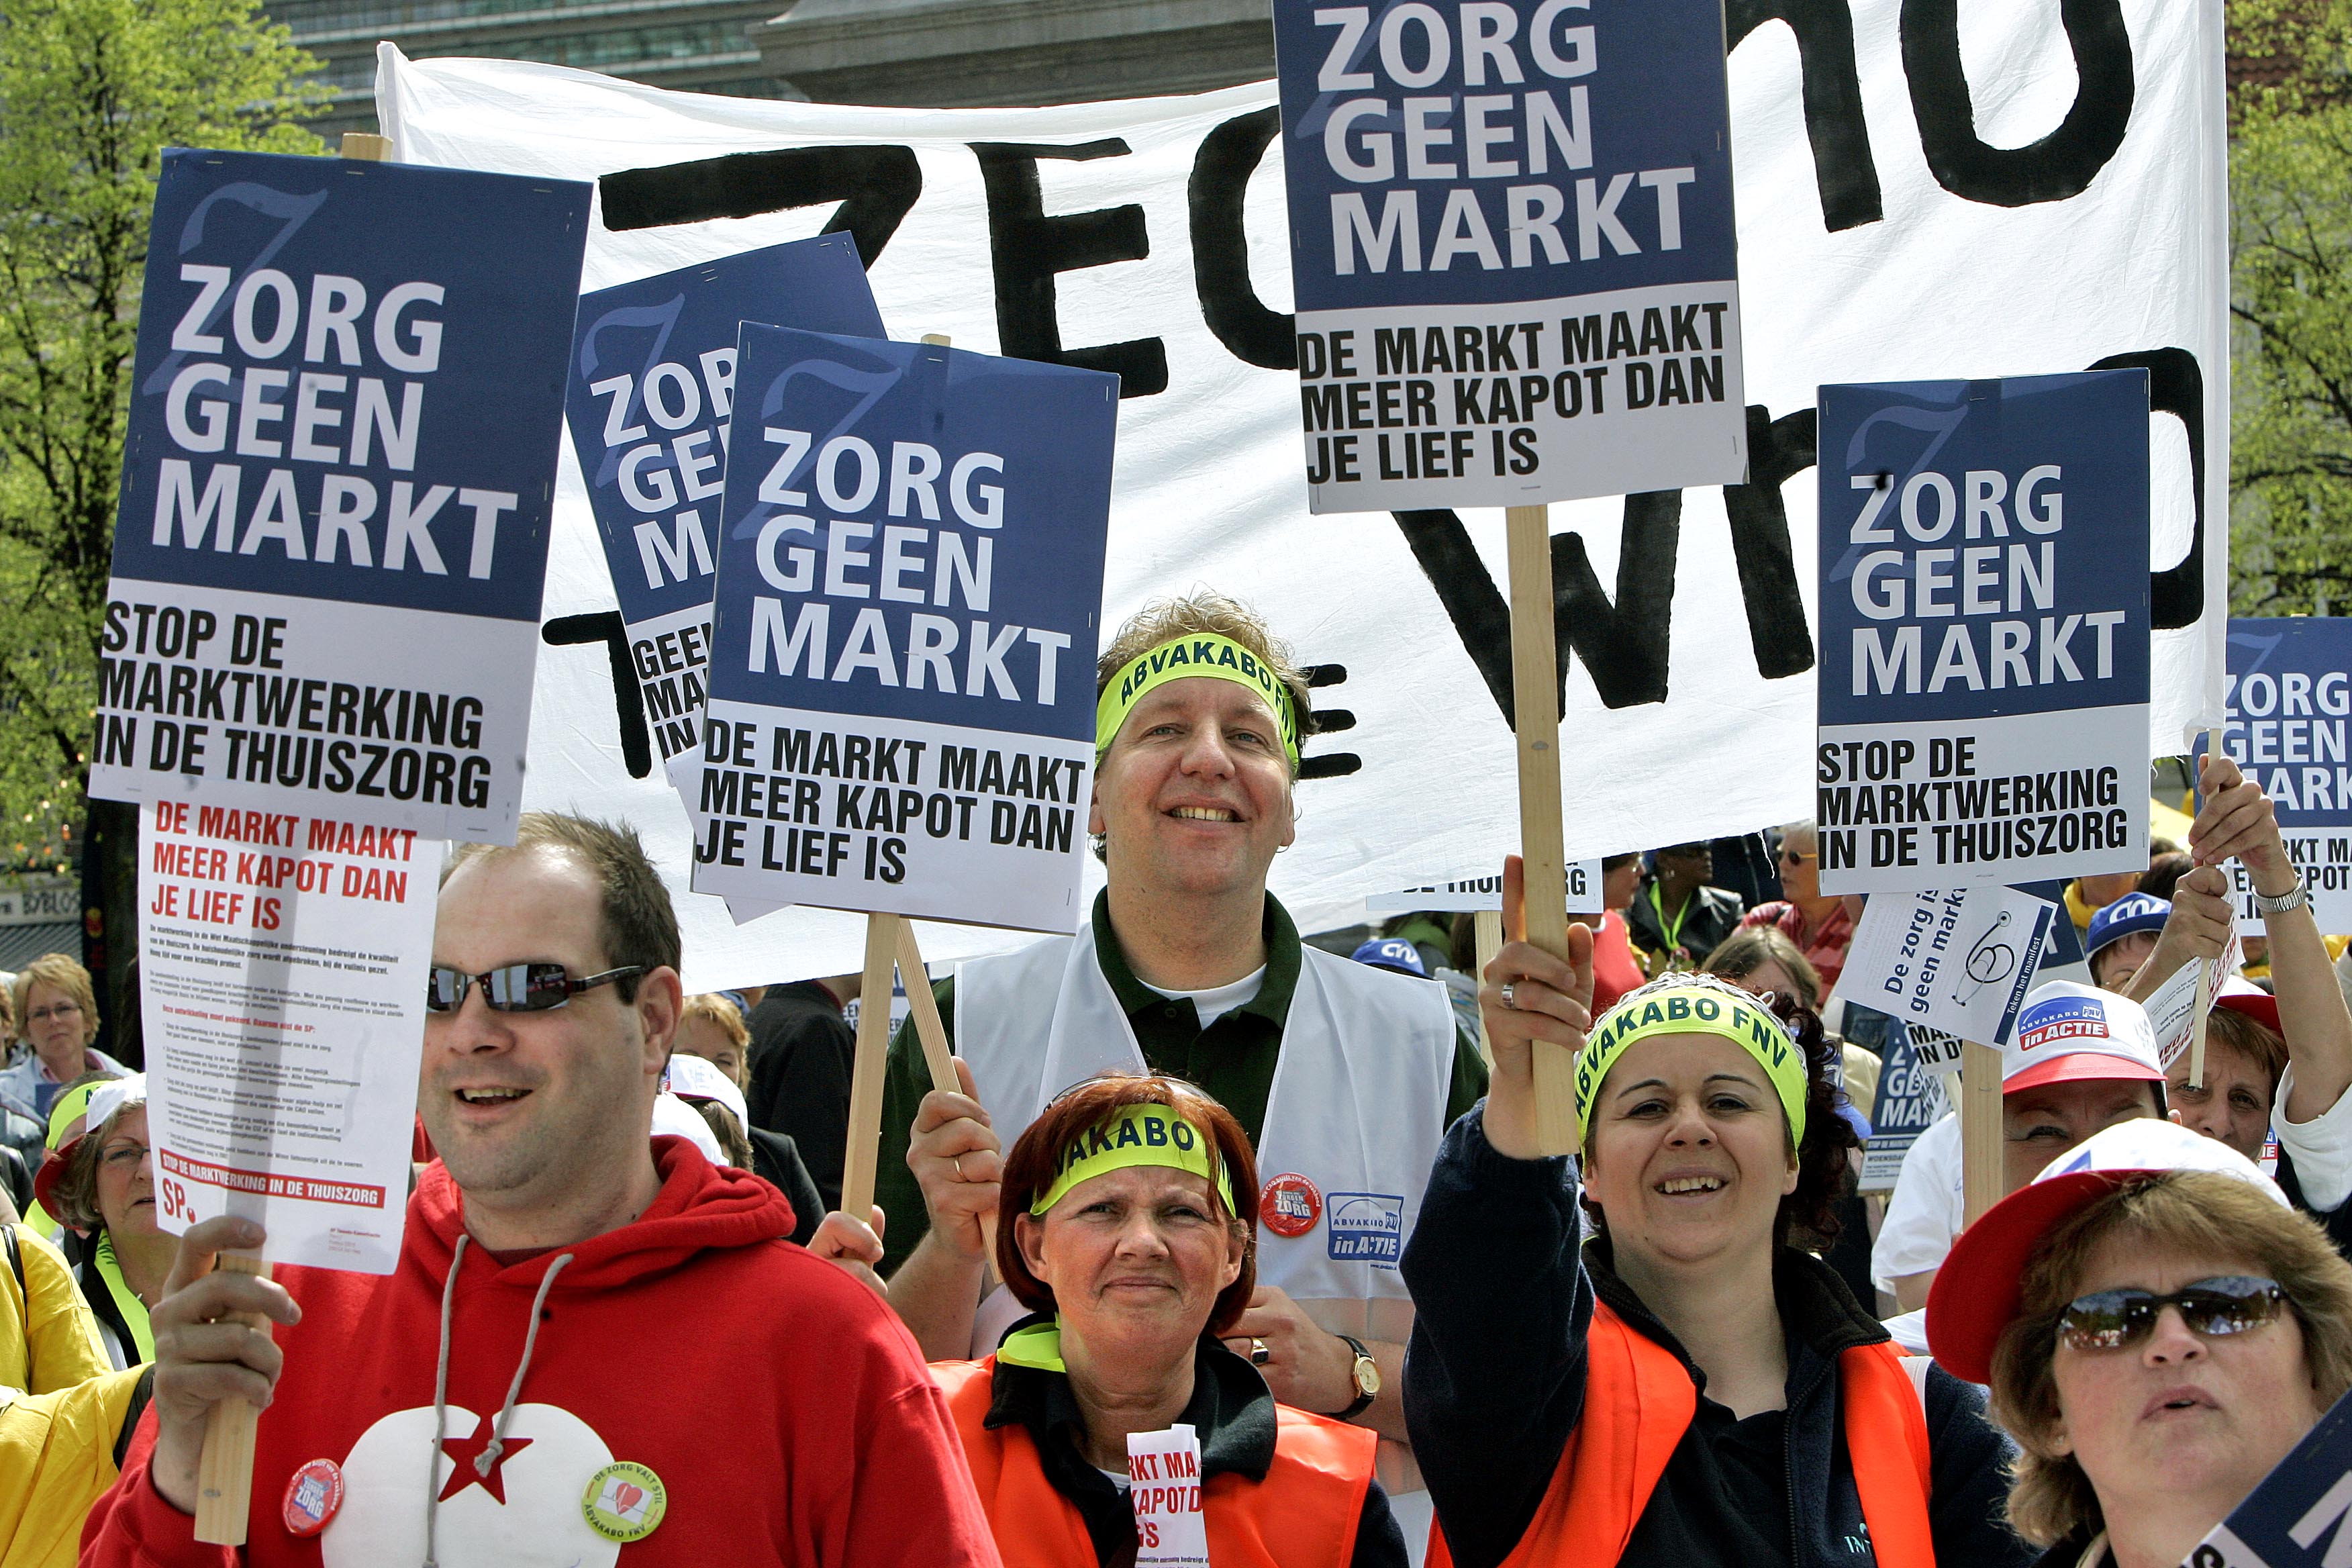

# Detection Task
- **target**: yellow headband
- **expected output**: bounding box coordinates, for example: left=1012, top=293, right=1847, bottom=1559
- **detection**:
left=1574, top=983, right=1808, bottom=1146
left=47, top=1079, right=105, bottom=1149
left=1095, top=634, right=1301, bottom=763
left=1032, top=1102, right=1235, bottom=1216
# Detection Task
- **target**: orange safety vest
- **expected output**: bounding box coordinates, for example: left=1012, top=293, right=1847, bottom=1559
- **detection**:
left=1429, top=1301, right=1936, bottom=1568
left=933, top=1356, right=1378, bottom=1568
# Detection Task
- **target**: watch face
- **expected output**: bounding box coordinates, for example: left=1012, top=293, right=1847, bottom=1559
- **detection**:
left=1355, top=1357, right=1381, bottom=1397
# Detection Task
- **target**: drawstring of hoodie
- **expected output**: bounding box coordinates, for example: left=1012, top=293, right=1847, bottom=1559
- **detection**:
left=422, top=1234, right=575, bottom=1568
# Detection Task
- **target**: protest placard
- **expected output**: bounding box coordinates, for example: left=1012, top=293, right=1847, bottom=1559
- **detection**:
left=2147, top=924, right=2243, bottom=1070
left=1832, top=885, right=2056, bottom=1050
left=89, top=148, right=589, bottom=842
left=687, top=325, right=1116, bottom=931
left=2188, top=1380, right=2352, bottom=1567
left=2220, top=620, right=2352, bottom=932
left=565, top=237, right=886, bottom=782
left=1861, top=1024, right=1953, bottom=1193
left=1816, top=372, right=2153, bottom=891
left=1128, top=1425, right=1209, bottom=1568
left=138, top=798, right=441, bottom=1274
left=1271, top=0, right=1745, bottom=510
left=1365, top=861, right=1602, bottom=915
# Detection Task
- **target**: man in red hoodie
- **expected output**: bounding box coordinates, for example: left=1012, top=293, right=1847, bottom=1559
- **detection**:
left=82, top=812, right=997, bottom=1567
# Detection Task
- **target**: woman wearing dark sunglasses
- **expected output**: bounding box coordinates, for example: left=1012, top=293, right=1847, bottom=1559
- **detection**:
left=1928, top=1119, right=2352, bottom=1568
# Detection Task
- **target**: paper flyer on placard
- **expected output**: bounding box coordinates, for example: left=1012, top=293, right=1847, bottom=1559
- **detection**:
left=139, top=799, right=441, bottom=1273
left=1815, top=373, right=2152, bottom=891
left=1861, top=1025, right=1952, bottom=1192
left=1365, top=863, right=1603, bottom=915
left=89, top=149, right=587, bottom=842
left=1832, top=885, right=2056, bottom=1048
left=1270, top=0, right=1747, bottom=509
left=2148, top=926, right=2243, bottom=1070
left=1127, top=1424, right=1210, bottom=1568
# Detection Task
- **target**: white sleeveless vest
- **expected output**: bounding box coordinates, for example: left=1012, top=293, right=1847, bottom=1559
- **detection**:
left=956, top=919, right=1457, bottom=1506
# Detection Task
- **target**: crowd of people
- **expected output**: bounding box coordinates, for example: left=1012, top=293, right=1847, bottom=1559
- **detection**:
left=1, top=590, right=2347, bottom=1568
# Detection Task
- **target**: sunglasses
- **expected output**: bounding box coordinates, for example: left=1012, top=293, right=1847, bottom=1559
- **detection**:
left=2059, top=1275, right=2289, bottom=1353
left=426, top=963, right=642, bottom=1014
left=1781, top=848, right=1814, bottom=865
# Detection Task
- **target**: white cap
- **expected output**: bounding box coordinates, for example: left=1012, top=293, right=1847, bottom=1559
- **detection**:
left=2003, top=980, right=2165, bottom=1093
left=650, top=1092, right=725, bottom=1164
left=2031, top=1116, right=2290, bottom=1205
left=86, top=1073, right=146, bottom=1133
left=663, top=1052, right=748, bottom=1132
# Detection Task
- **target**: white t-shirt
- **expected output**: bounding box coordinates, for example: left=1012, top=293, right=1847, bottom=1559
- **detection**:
left=1871, top=1113, right=1964, bottom=1293
left=1138, top=966, right=1267, bottom=1030
left=2277, top=1065, right=2352, bottom=1212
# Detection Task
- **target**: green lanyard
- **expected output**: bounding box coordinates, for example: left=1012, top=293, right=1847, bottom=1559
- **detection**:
left=1648, top=883, right=1693, bottom=953
left=93, top=1232, right=155, bottom=1363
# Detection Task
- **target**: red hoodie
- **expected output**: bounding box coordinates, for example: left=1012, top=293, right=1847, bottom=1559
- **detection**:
left=82, top=1137, right=998, bottom=1568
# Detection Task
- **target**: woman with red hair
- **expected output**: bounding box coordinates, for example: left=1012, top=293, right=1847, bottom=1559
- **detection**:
left=930, top=1071, right=1405, bottom=1567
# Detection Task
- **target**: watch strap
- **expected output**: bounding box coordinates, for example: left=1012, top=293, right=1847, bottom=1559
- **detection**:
left=2253, top=877, right=2310, bottom=916
left=1334, top=1333, right=1377, bottom=1420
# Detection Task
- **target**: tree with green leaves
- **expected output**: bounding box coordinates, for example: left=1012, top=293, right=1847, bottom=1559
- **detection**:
left=0, top=0, right=318, bottom=1029
left=2229, top=0, right=2352, bottom=614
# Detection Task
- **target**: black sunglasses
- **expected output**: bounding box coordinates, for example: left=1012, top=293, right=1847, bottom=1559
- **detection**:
left=2059, top=1275, right=2290, bottom=1353
left=426, top=963, right=643, bottom=1014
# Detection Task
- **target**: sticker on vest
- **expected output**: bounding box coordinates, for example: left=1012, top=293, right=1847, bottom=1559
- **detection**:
left=1127, top=1424, right=1208, bottom=1567
left=1327, top=1192, right=1404, bottom=1265
left=1260, top=1172, right=1322, bottom=1237
left=581, top=1461, right=667, bottom=1543
left=282, top=1458, right=343, bottom=1537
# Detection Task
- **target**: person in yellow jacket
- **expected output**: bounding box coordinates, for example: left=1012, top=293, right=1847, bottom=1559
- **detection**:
left=921, top=1072, right=1406, bottom=1568
left=0, top=1363, right=152, bottom=1568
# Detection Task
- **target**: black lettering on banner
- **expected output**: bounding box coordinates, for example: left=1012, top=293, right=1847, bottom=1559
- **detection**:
left=1726, top=0, right=1883, bottom=232
left=1188, top=108, right=1296, bottom=372
left=2092, top=346, right=2205, bottom=630
left=543, top=611, right=654, bottom=779
left=597, top=146, right=924, bottom=268
left=1900, top=0, right=2135, bottom=207
left=1300, top=665, right=1361, bottom=780
left=969, top=138, right=1169, bottom=397
left=1722, top=405, right=1820, bottom=678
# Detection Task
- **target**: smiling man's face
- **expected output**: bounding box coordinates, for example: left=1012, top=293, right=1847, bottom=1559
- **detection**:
left=1089, top=675, right=1295, bottom=902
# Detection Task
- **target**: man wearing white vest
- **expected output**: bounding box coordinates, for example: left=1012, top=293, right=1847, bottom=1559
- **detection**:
left=848, top=591, right=1484, bottom=1547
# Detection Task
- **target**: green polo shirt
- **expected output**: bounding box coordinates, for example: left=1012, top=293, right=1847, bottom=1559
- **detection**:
left=873, top=890, right=1489, bottom=1275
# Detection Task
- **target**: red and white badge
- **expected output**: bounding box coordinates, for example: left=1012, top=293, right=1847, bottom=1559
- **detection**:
left=1259, top=1173, right=1322, bottom=1237
left=282, top=1458, right=344, bottom=1537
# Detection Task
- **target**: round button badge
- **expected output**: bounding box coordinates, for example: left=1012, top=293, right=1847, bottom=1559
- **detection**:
left=281, top=1458, right=344, bottom=1537
left=1259, top=1172, right=1322, bottom=1238
left=582, top=1460, right=667, bottom=1543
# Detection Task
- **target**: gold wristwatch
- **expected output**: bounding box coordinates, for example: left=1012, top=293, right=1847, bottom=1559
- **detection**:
left=1335, top=1333, right=1380, bottom=1420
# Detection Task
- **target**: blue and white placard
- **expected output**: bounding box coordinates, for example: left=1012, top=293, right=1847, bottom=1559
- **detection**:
left=1816, top=373, right=2152, bottom=891
left=691, top=326, right=1118, bottom=931
left=2221, top=619, right=2352, bottom=932
left=2190, top=1381, right=2352, bottom=1568
left=1832, top=884, right=2057, bottom=1050
left=1272, top=0, right=1745, bottom=510
left=565, top=237, right=884, bottom=777
left=92, top=148, right=590, bottom=840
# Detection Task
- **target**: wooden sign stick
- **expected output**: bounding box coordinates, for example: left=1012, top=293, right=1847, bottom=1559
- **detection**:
left=1505, top=504, right=1579, bottom=1155
left=836, top=912, right=904, bottom=1226
left=1472, top=909, right=1504, bottom=1068
left=194, top=126, right=394, bottom=1551
left=2188, top=952, right=2217, bottom=1091
left=1959, top=1041, right=2004, bottom=1227
left=895, top=922, right=1000, bottom=1273
left=192, top=1253, right=273, bottom=1544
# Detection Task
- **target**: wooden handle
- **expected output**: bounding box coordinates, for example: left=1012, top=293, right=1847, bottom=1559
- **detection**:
left=193, top=1252, right=272, bottom=1545
left=339, top=132, right=392, bottom=162
left=837, top=914, right=902, bottom=1228
left=2188, top=954, right=2216, bottom=1090
left=1505, top=504, right=1578, bottom=1155
left=895, top=922, right=999, bottom=1271
left=1959, top=1043, right=2004, bottom=1228
left=1471, top=910, right=1504, bottom=1068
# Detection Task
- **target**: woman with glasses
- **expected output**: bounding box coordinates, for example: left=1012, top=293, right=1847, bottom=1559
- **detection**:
left=1738, top=823, right=1859, bottom=993
left=0, top=953, right=125, bottom=1131
left=1928, top=1118, right=2352, bottom=1568
left=36, top=1074, right=162, bottom=1368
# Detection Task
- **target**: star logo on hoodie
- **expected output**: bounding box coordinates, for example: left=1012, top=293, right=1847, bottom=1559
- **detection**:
left=438, top=1412, right=534, bottom=1504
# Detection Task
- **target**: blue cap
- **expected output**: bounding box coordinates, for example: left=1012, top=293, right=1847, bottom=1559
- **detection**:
left=2084, top=891, right=2170, bottom=959
left=1352, top=938, right=1427, bottom=977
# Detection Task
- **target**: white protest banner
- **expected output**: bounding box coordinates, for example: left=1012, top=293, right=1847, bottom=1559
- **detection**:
left=138, top=799, right=442, bottom=1273
left=1816, top=373, right=2153, bottom=890
left=1269, top=0, right=1745, bottom=508
left=2221, top=620, right=2352, bottom=933
left=688, top=326, right=1116, bottom=930
left=377, top=0, right=2230, bottom=987
left=1860, top=1024, right=1951, bottom=1191
left=1365, top=861, right=1602, bottom=914
left=1832, top=884, right=2056, bottom=1049
left=91, top=148, right=589, bottom=842
left=2188, top=1379, right=2352, bottom=1567
left=1127, top=1425, right=1210, bottom=1568
left=563, top=237, right=886, bottom=789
